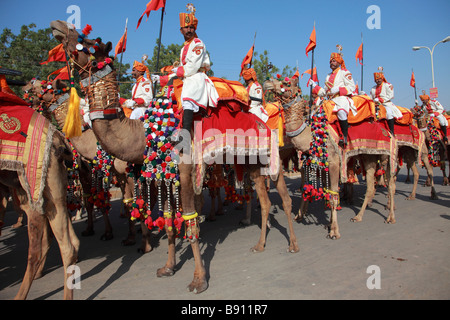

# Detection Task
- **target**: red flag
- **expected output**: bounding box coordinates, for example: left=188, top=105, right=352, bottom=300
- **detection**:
left=115, top=28, right=127, bottom=57
left=40, top=43, right=66, bottom=65
left=355, top=43, right=363, bottom=65
left=305, top=26, right=316, bottom=57
left=240, top=44, right=254, bottom=76
left=410, top=70, right=416, bottom=88
left=47, top=66, right=69, bottom=81
left=136, top=0, right=166, bottom=30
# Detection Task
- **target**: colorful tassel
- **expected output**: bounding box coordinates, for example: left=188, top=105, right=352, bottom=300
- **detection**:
left=62, top=87, right=82, bottom=138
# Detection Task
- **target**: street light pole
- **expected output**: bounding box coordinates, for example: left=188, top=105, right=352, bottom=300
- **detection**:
left=412, top=36, right=450, bottom=88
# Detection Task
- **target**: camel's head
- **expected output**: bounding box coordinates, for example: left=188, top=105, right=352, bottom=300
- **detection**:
left=22, top=79, right=42, bottom=108
left=50, top=20, right=113, bottom=78
left=263, top=77, right=301, bottom=101
left=40, top=79, right=69, bottom=104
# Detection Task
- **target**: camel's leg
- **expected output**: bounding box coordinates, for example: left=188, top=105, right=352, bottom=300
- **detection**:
left=44, top=153, right=79, bottom=300
left=327, top=157, right=341, bottom=240
left=273, top=171, right=299, bottom=253
left=34, top=219, right=52, bottom=279
left=179, top=161, right=207, bottom=293
left=138, top=221, right=152, bottom=254
left=80, top=171, right=95, bottom=237
left=249, top=169, right=271, bottom=252
left=385, top=164, right=396, bottom=224
left=207, top=189, right=217, bottom=221
left=405, top=167, right=411, bottom=183
left=405, top=161, right=419, bottom=200
left=216, top=188, right=223, bottom=215
left=294, top=170, right=307, bottom=221
left=14, top=208, right=46, bottom=300
left=239, top=199, right=252, bottom=226
left=100, top=208, right=113, bottom=241
left=11, top=189, right=24, bottom=229
left=351, top=157, right=376, bottom=223
left=157, top=211, right=176, bottom=277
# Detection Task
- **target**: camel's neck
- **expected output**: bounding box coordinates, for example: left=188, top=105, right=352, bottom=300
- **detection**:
left=80, top=67, right=147, bottom=163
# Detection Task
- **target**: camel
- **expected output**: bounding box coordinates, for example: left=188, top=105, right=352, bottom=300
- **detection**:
left=51, top=20, right=298, bottom=293
left=28, top=78, right=153, bottom=251
left=264, top=78, right=397, bottom=236
left=412, top=106, right=450, bottom=186
left=0, top=89, right=79, bottom=300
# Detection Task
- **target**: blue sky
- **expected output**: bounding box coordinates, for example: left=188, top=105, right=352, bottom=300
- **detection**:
left=1, top=0, right=449, bottom=109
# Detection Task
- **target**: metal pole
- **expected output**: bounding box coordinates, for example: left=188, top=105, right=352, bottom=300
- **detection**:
left=361, top=33, right=364, bottom=92
left=153, top=7, right=165, bottom=95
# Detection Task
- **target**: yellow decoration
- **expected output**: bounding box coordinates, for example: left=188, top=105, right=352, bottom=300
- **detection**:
left=62, top=87, right=82, bottom=138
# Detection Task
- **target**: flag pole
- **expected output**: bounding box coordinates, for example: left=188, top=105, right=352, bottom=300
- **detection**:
left=249, top=31, right=257, bottom=69
left=153, top=6, right=165, bottom=95
left=308, top=22, right=315, bottom=113
left=360, top=32, right=364, bottom=92
left=117, top=18, right=128, bottom=84
left=412, top=68, right=418, bottom=105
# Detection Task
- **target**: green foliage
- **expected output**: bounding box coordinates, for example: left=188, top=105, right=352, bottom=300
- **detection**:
left=0, top=24, right=65, bottom=95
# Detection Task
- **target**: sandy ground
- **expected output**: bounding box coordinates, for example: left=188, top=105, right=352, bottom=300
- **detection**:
left=0, top=167, right=449, bottom=304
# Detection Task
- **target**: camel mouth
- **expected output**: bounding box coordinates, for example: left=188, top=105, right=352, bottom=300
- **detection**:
left=50, top=20, right=72, bottom=42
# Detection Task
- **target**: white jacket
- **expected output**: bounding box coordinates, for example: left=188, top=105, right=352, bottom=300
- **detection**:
left=176, top=37, right=219, bottom=112
left=321, top=67, right=357, bottom=115
left=370, top=82, right=403, bottom=119
left=247, top=81, right=268, bottom=122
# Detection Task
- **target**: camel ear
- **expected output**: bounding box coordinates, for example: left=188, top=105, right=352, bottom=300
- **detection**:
left=104, top=41, right=112, bottom=54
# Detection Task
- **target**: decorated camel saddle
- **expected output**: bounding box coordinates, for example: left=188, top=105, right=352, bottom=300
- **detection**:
left=0, top=91, right=56, bottom=213
left=322, top=95, right=397, bottom=182
left=376, top=104, right=425, bottom=164
left=170, top=77, right=279, bottom=192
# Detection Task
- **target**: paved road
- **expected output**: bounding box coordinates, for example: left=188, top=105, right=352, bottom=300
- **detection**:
left=0, top=167, right=449, bottom=302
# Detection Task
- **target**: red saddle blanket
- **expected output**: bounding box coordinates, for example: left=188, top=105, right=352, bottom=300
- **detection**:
left=0, top=92, right=54, bottom=212
left=328, top=120, right=397, bottom=183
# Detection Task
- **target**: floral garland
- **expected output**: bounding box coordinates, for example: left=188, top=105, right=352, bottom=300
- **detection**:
left=88, top=142, right=113, bottom=214
left=127, top=98, right=183, bottom=235
left=426, top=119, right=442, bottom=167
left=66, top=142, right=83, bottom=212
left=302, top=105, right=332, bottom=206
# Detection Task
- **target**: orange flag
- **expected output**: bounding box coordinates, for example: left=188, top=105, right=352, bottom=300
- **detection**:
left=47, top=66, right=69, bottom=81
left=292, top=69, right=300, bottom=79
left=305, top=26, right=316, bottom=57
left=40, top=43, right=66, bottom=65
left=115, top=27, right=127, bottom=57
left=410, top=70, right=416, bottom=88
left=240, top=44, right=254, bottom=76
left=355, top=43, right=363, bottom=65
left=301, top=67, right=318, bottom=82
left=136, top=0, right=166, bottom=30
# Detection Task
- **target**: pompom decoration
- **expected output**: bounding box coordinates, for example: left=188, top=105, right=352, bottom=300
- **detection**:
left=426, top=118, right=442, bottom=167
left=82, top=24, right=92, bottom=36
left=88, top=142, right=113, bottom=215
left=127, top=98, right=182, bottom=235
left=302, top=105, right=335, bottom=209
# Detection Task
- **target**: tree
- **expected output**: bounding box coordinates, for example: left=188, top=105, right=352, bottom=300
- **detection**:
left=0, top=24, right=66, bottom=95
left=250, top=50, right=297, bottom=102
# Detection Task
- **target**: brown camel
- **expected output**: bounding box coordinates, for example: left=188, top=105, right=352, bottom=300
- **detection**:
left=0, top=90, right=79, bottom=300
left=412, top=107, right=450, bottom=186
left=51, top=20, right=298, bottom=294
left=31, top=78, right=151, bottom=251
left=264, top=78, right=397, bottom=236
